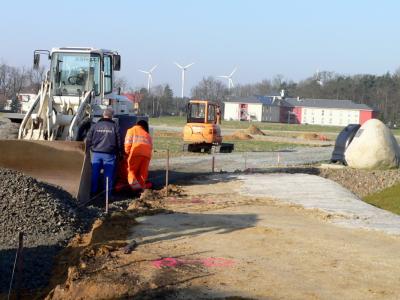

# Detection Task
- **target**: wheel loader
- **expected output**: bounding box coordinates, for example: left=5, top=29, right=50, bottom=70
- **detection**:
left=183, top=100, right=234, bottom=153
left=0, top=47, right=147, bottom=202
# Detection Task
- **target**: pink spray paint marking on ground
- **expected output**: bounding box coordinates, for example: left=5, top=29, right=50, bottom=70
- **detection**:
left=152, top=257, right=235, bottom=269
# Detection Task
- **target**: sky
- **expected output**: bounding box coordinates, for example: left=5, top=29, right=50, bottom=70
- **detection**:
left=1, top=0, right=400, bottom=96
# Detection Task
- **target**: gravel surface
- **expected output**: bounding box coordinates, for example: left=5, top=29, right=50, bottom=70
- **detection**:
left=319, top=167, right=400, bottom=198
left=0, top=117, right=19, bottom=139
left=253, top=166, right=400, bottom=198
left=0, top=168, right=100, bottom=292
left=151, top=146, right=333, bottom=173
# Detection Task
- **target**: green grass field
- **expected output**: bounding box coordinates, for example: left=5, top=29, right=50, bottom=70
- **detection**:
left=150, top=116, right=344, bottom=133
left=152, top=135, right=299, bottom=159
left=228, top=140, right=297, bottom=152
left=149, top=116, right=400, bottom=136
left=363, top=183, right=400, bottom=215
left=392, top=128, right=400, bottom=135
left=150, top=116, right=187, bottom=127
left=153, top=136, right=185, bottom=156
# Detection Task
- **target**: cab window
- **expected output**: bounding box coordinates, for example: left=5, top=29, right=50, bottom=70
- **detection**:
left=207, top=105, right=216, bottom=123
left=187, top=103, right=206, bottom=123
left=104, top=55, right=112, bottom=94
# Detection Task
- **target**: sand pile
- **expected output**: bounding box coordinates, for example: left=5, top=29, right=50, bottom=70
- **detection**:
left=299, top=132, right=319, bottom=140
left=225, top=131, right=253, bottom=141
left=127, top=185, right=185, bottom=211
left=245, top=124, right=266, bottom=136
left=298, top=132, right=329, bottom=140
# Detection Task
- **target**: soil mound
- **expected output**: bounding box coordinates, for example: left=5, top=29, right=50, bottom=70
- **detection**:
left=298, top=132, right=328, bottom=141
left=299, top=132, right=319, bottom=140
left=225, top=131, right=254, bottom=141
left=245, top=124, right=266, bottom=135
left=0, top=168, right=98, bottom=292
left=0, top=168, right=96, bottom=249
left=128, top=185, right=185, bottom=212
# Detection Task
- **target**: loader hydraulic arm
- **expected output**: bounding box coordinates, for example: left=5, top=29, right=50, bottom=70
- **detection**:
left=68, top=90, right=93, bottom=141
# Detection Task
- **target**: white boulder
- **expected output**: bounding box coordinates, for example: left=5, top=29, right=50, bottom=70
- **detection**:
left=345, top=119, right=400, bottom=169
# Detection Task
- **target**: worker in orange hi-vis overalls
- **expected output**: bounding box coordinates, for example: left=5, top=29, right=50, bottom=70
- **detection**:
left=124, top=120, right=153, bottom=191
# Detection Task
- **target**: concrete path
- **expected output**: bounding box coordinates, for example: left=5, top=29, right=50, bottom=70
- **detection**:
left=238, top=173, right=400, bottom=235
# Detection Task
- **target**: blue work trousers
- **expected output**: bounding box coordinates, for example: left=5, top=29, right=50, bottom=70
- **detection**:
left=91, top=152, right=116, bottom=197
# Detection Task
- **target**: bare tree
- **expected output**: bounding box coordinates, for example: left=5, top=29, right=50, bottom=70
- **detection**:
left=114, top=75, right=129, bottom=92
left=191, top=76, right=229, bottom=104
left=26, top=66, right=45, bottom=92
left=0, top=63, right=25, bottom=107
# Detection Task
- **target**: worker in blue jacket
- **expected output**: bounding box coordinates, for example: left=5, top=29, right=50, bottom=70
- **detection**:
left=86, top=108, right=121, bottom=198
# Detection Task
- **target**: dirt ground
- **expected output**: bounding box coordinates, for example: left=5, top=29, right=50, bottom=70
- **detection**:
left=44, top=177, right=400, bottom=300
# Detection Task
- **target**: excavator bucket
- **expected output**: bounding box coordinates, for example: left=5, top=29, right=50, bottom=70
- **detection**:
left=0, top=140, right=91, bottom=202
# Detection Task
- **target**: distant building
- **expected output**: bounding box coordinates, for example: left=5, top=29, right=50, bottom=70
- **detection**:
left=224, top=95, right=281, bottom=122
left=2, top=93, right=36, bottom=113
left=224, top=94, right=378, bottom=126
left=122, top=92, right=143, bottom=111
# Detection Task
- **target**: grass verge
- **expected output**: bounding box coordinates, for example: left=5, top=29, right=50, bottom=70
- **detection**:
left=150, top=116, right=344, bottom=133
left=149, top=116, right=187, bottom=127
left=150, top=116, right=400, bottom=136
left=152, top=135, right=299, bottom=159
left=231, top=140, right=297, bottom=152
left=364, top=183, right=400, bottom=215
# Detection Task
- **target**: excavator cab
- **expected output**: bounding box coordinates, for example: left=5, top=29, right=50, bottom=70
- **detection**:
left=186, top=101, right=221, bottom=125
left=183, top=100, right=233, bottom=153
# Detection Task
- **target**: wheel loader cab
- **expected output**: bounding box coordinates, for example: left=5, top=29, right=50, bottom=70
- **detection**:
left=51, top=52, right=100, bottom=96
left=50, top=50, right=117, bottom=98
left=183, top=100, right=222, bottom=144
left=0, top=47, right=139, bottom=203
left=19, top=47, right=130, bottom=142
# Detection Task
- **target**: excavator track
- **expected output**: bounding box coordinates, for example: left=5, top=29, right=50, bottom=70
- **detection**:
left=0, top=140, right=91, bottom=202
left=183, top=142, right=234, bottom=153
left=212, top=143, right=234, bottom=153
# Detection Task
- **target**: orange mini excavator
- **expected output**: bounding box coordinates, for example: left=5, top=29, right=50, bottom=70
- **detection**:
left=183, top=100, right=234, bottom=153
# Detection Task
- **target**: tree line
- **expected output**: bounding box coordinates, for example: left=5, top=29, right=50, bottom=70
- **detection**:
left=2, top=60, right=400, bottom=124
left=0, top=62, right=45, bottom=110
left=191, top=71, right=400, bottom=124
left=136, top=71, right=400, bottom=124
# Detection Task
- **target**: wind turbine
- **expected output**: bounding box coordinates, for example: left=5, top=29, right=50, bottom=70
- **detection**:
left=138, top=65, right=157, bottom=92
left=218, top=67, right=237, bottom=89
left=315, top=68, right=323, bottom=86
left=174, top=62, right=194, bottom=98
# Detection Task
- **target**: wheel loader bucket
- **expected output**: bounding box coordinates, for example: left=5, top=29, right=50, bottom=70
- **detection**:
left=0, top=140, right=91, bottom=202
